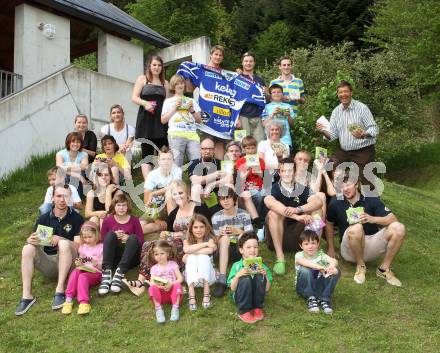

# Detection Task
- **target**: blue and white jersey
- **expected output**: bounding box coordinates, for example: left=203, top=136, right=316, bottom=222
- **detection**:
left=177, top=61, right=265, bottom=139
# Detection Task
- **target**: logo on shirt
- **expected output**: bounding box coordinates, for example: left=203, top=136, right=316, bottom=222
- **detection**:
left=213, top=106, right=231, bottom=117
left=215, top=82, right=237, bottom=98
left=64, top=224, right=72, bottom=233
left=205, top=71, right=221, bottom=79
left=235, top=79, right=250, bottom=91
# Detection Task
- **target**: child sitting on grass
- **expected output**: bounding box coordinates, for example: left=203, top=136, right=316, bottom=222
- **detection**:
left=227, top=231, right=272, bottom=324
left=295, top=230, right=340, bottom=314
left=62, top=221, right=103, bottom=315
left=145, top=240, right=184, bottom=323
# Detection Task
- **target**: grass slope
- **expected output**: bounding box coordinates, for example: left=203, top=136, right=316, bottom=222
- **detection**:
left=1, top=158, right=440, bottom=353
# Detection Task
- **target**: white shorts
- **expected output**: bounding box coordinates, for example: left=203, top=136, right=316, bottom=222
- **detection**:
left=341, top=228, right=387, bottom=263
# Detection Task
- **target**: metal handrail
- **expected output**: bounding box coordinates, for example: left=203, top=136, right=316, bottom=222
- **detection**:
left=0, top=70, right=23, bottom=99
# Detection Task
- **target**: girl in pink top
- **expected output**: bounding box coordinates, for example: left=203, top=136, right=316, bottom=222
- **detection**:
left=146, top=240, right=183, bottom=323
left=63, top=221, right=103, bottom=315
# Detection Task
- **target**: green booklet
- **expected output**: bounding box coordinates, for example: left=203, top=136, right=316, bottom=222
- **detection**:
left=151, top=276, right=169, bottom=286
left=315, top=147, right=328, bottom=160
left=78, top=265, right=97, bottom=273
left=221, top=160, right=235, bottom=174
left=204, top=191, right=219, bottom=208
left=234, top=129, right=247, bottom=142
left=346, top=207, right=365, bottom=225
left=36, top=224, right=54, bottom=247
left=245, top=154, right=260, bottom=168
left=243, top=257, right=263, bottom=274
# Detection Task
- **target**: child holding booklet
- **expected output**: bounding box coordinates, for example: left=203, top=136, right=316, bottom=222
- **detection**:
left=227, top=231, right=272, bottom=324
left=183, top=214, right=217, bottom=311
left=145, top=240, right=184, bottom=323
left=295, top=230, right=340, bottom=314
left=62, top=222, right=103, bottom=315
left=161, top=74, right=202, bottom=167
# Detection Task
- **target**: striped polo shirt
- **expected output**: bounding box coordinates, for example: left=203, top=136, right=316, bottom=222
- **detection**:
left=269, top=74, right=305, bottom=114
left=329, top=99, right=379, bottom=151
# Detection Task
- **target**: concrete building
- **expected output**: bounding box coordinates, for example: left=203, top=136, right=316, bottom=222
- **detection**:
left=0, top=0, right=211, bottom=178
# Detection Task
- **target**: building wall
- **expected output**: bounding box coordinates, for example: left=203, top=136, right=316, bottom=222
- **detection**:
left=0, top=66, right=138, bottom=179
left=98, top=32, right=144, bottom=82
left=158, top=36, right=211, bottom=65
left=14, top=3, right=70, bottom=87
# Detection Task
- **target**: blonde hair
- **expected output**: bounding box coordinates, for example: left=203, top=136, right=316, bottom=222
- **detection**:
left=80, top=221, right=100, bottom=244
left=169, top=74, right=186, bottom=94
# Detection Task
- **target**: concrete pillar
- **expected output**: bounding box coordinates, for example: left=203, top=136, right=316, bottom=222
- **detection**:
left=14, top=3, right=70, bottom=87
left=158, top=36, right=211, bottom=65
left=97, top=32, right=144, bottom=82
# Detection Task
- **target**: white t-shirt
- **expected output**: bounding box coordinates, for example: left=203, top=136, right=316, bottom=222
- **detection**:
left=100, top=123, right=135, bottom=146
left=43, top=185, right=81, bottom=206
left=257, top=140, right=288, bottom=169
left=143, top=165, right=183, bottom=207
left=162, top=96, right=201, bottom=140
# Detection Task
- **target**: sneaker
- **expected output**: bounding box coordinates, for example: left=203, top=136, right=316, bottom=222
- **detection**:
left=273, top=260, right=286, bottom=275
left=61, top=302, right=73, bottom=315
left=170, top=307, right=180, bottom=321
left=99, top=269, right=112, bottom=295
left=307, top=296, right=319, bottom=313
left=110, top=267, right=124, bottom=293
left=213, top=282, right=227, bottom=298
left=319, top=300, right=333, bottom=314
left=376, top=267, right=402, bottom=287
left=252, top=308, right=264, bottom=321
left=77, top=303, right=91, bottom=315
left=15, top=297, right=36, bottom=316
left=354, top=264, right=367, bottom=284
left=155, top=309, right=166, bottom=324
left=52, top=292, right=66, bottom=310
left=238, top=311, right=257, bottom=324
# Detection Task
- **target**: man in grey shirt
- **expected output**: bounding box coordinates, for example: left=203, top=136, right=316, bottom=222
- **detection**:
left=316, top=80, right=378, bottom=185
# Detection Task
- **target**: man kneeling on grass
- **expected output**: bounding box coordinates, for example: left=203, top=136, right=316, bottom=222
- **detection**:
left=227, top=231, right=272, bottom=324
left=326, top=176, right=406, bottom=286
left=15, top=186, right=83, bottom=316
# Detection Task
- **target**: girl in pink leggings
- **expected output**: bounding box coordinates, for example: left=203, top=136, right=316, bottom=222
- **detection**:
left=146, top=240, right=183, bottom=323
left=62, top=221, right=103, bottom=315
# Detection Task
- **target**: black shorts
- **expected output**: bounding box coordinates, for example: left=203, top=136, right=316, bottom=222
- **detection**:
left=265, top=218, right=305, bottom=253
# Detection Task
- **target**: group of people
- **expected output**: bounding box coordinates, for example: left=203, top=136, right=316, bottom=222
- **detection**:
left=14, top=45, right=406, bottom=325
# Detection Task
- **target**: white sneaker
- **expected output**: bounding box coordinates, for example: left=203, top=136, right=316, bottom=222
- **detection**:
left=257, top=227, right=265, bottom=242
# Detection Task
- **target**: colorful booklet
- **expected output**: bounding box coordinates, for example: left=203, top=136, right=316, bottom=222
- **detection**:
left=346, top=207, right=365, bottom=225
left=221, top=160, right=235, bottom=174
left=245, top=154, right=260, bottom=168
left=315, top=147, right=328, bottom=160
left=348, top=123, right=363, bottom=132
left=243, top=257, right=263, bottom=274
left=177, top=97, right=191, bottom=111
left=151, top=276, right=169, bottom=286
left=234, top=129, right=247, bottom=142
left=36, top=224, right=54, bottom=247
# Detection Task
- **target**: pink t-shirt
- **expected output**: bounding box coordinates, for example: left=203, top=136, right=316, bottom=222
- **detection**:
left=150, top=260, right=178, bottom=283
left=78, top=243, right=103, bottom=272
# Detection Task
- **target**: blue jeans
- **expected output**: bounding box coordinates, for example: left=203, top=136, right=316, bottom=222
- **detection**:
left=295, top=266, right=340, bottom=302
left=39, top=203, right=52, bottom=215
left=249, top=189, right=268, bottom=220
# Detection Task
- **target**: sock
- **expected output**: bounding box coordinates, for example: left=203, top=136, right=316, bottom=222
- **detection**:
left=218, top=273, right=226, bottom=284
left=172, top=303, right=179, bottom=310
left=65, top=297, right=73, bottom=303
left=155, top=303, right=162, bottom=311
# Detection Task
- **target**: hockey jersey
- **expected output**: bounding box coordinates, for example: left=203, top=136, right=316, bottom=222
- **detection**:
left=177, top=61, right=265, bottom=139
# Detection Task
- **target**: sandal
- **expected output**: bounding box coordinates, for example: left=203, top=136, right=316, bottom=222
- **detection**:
left=122, top=279, right=146, bottom=297
left=202, top=294, right=211, bottom=309
left=188, top=296, right=197, bottom=311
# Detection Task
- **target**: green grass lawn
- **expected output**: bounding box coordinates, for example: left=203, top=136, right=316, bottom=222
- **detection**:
left=1, top=156, right=440, bottom=353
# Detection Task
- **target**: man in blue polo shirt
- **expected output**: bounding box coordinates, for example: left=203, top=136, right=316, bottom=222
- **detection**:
left=264, top=158, right=322, bottom=275
left=15, top=185, right=84, bottom=316
left=326, top=177, right=406, bottom=286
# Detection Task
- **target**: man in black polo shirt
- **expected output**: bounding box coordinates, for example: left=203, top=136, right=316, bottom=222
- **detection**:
left=264, top=158, right=322, bottom=275
left=188, top=137, right=232, bottom=209
left=326, top=178, right=406, bottom=286
left=15, top=186, right=84, bottom=316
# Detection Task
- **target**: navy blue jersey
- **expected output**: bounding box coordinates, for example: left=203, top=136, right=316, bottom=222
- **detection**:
left=177, top=61, right=265, bottom=139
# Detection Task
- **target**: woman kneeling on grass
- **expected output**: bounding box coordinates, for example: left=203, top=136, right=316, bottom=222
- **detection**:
left=98, top=193, right=144, bottom=295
